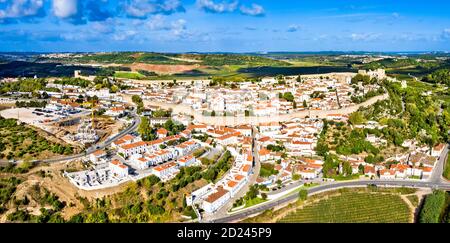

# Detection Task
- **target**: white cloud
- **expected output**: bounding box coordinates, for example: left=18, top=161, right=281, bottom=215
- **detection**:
left=146, top=14, right=167, bottom=30
left=240, top=3, right=264, bottom=16
left=170, top=18, right=187, bottom=37
left=125, top=0, right=185, bottom=18
left=91, top=19, right=116, bottom=34
left=53, top=0, right=78, bottom=18
left=0, top=0, right=44, bottom=19
left=350, top=33, right=381, bottom=41
left=442, top=29, right=450, bottom=39
left=113, top=30, right=137, bottom=41
left=287, top=24, right=302, bottom=32
left=196, top=0, right=238, bottom=13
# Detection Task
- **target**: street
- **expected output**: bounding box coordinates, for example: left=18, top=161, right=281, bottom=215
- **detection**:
left=209, top=143, right=450, bottom=223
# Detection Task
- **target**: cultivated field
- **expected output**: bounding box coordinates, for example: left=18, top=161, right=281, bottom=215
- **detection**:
left=277, top=191, right=411, bottom=223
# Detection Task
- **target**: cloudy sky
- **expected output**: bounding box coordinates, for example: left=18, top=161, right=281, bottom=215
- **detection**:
left=0, top=0, right=449, bottom=52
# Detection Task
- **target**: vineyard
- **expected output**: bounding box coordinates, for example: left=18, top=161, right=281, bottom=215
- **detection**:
left=278, top=191, right=411, bottom=223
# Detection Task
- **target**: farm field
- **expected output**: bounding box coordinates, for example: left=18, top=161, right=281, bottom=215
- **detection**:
left=114, top=71, right=147, bottom=80
left=277, top=191, right=411, bottom=223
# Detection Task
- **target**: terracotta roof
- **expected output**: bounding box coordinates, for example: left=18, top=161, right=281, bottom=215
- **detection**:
left=364, top=165, right=375, bottom=174
left=122, top=134, right=135, bottom=141
left=241, top=164, right=251, bottom=172
left=433, top=143, right=445, bottom=151
left=227, top=180, right=238, bottom=188
left=157, top=128, right=168, bottom=134
left=259, top=148, right=270, bottom=156
left=92, top=150, right=106, bottom=156
left=153, top=162, right=177, bottom=172
left=111, top=107, right=125, bottom=112
left=121, top=141, right=147, bottom=150
left=217, top=132, right=241, bottom=141
left=204, top=187, right=229, bottom=203
left=111, top=160, right=121, bottom=165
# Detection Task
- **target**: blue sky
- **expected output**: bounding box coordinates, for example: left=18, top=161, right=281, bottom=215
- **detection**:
left=0, top=0, right=449, bottom=52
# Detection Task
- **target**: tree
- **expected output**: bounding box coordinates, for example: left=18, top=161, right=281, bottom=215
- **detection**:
left=342, top=161, right=352, bottom=176
left=283, top=92, right=294, bottom=102
left=349, top=112, right=366, bottom=125
left=211, top=111, right=216, bottom=117
left=303, top=100, right=307, bottom=108
left=276, top=179, right=282, bottom=187
left=182, top=196, right=187, bottom=208
left=419, top=190, right=446, bottom=223
left=132, top=95, right=142, bottom=104
left=298, top=189, right=308, bottom=200
left=138, top=116, right=154, bottom=141
left=261, top=193, right=267, bottom=200
left=358, top=164, right=364, bottom=174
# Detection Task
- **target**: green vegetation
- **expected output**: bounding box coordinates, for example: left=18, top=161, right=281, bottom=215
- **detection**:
left=233, top=185, right=265, bottom=209
left=243, top=197, right=267, bottom=208
left=444, top=156, right=450, bottom=180
left=5, top=184, right=66, bottom=223
left=63, top=52, right=290, bottom=67
left=72, top=52, right=190, bottom=65
left=0, top=161, right=35, bottom=174
left=193, top=148, right=207, bottom=158
left=0, top=177, right=22, bottom=206
left=266, top=144, right=285, bottom=152
left=15, top=100, right=47, bottom=108
left=0, top=117, right=74, bottom=160
left=419, top=190, right=446, bottom=223
left=406, top=195, right=419, bottom=207
left=278, top=191, right=411, bottom=223
left=203, top=151, right=233, bottom=182
left=132, top=95, right=144, bottom=114
left=0, top=78, right=47, bottom=94
left=114, top=71, right=147, bottom=80
left=152, top=109, right=172, bottom=118
left=259, top=163, right=278, bottom=178
left=54, top=77, right=91, bottom=88
left=298, top=189, right=308, bottom=200
left=422, top=68, right=450, bottom=86
left=363, top=58, right=420, bottom=70
left=318, top=79, right=449, bottom=175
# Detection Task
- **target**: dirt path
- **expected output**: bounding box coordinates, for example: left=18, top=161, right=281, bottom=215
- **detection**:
left=399, top=188, right=432, bottom=223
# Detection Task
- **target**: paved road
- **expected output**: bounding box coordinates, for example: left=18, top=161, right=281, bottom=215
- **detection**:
left=0, top=112, right=141, bottom=166
left=210, top=144, right=450, bottom=223
left=209, top=178, right=450, bottom=223
left=203, top=126, right=262, bottom=221
left=430, top=144, right=449, bottom=183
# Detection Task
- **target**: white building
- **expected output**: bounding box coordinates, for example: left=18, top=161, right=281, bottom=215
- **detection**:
left=109, top=160, right=129, bottom=178
left=202, top=186, right=231, bottom=214
left=153, top=161, right=178, bottom=179
left=90, top=150, right=107, bottom=163
left=177, top=155, right=196, bottom=167
left=118, top=141, right=148, bottom=158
